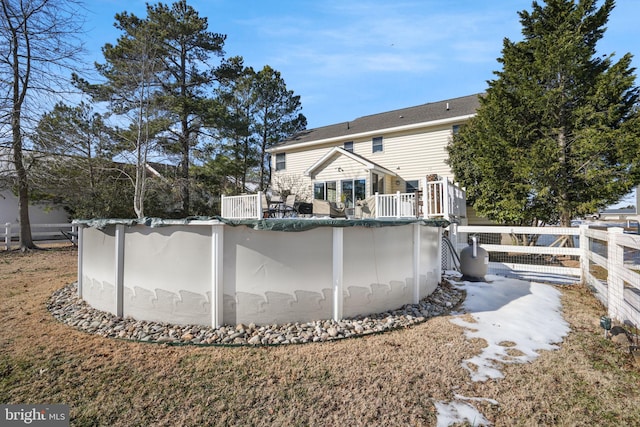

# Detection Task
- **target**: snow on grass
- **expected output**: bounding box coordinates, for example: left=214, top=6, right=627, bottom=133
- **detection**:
left=435, top=274, right=570, bottom=426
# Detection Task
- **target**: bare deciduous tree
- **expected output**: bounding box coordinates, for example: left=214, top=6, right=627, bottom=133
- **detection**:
left=0, top=0, right=84, bottom=249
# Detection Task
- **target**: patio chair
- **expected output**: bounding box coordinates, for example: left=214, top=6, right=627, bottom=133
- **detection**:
left=282, top=194, right=298, bottom=217
left=312, top=199, right=346, bottom=218
left=261, top=194, right=274, bottom=218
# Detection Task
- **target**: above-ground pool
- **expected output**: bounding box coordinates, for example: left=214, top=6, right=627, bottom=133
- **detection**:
left=75, top=218, right=446, bottom=327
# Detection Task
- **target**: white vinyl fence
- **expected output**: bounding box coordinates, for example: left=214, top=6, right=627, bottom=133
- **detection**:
left=2, top=222, right=77, bottom=250
left=450, top=224, right=640, bottom=329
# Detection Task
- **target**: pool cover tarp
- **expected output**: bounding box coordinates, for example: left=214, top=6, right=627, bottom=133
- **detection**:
left=73, top=216, right=450, bottom=232
left=218, top=217, right=449, bottom=231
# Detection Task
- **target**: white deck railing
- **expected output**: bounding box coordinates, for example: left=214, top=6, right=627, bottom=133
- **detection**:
left=422, top=177, right=467, bottom=219
left=221, top=178, right=467, bottom=222
left=375, top=192, right=418, bottom=218
left=221, top=192, right=262, bottom=220
left=376, top=177, right=466, bottom=221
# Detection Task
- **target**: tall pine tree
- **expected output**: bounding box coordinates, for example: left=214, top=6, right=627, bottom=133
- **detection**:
left=145, top=0, right=237, bottom=215
left=252, top=65, right=307, bottom=191
left=447, top=0, right=640, bottom=227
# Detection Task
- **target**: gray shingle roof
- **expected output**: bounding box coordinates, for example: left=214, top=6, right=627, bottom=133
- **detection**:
left=276, top=93, right=481, bottom=147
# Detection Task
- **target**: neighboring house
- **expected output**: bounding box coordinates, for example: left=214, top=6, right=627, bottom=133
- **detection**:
left=267, top=93, right=487, bottom=222
left=0, top=188, right=70, bottom=226
left=0, top=147, right=70, bottom=225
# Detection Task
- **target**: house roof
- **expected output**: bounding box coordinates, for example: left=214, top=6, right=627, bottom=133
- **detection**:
left=305, top=147, right=397, bottom=177
left=272, top=93, right=481, bottom=150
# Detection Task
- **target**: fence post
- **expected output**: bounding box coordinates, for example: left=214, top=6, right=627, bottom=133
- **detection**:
left=606, top=227, right=625, bottom=321
left=4, top=223, right=10, bottom=251
left=395, top=191, right=401, bottom=218
left=449, top=222, right=459, bottom=252
left=220, top=195, right=227, bottom=218
left=579, top=224, right=589, bottom=285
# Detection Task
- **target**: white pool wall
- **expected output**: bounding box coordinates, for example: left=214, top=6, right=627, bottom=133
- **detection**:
left=77, top=220, right=443, bottom=327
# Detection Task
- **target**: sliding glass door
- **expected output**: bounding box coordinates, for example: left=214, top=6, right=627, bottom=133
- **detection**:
left=341, top=179, right=365, bottom=208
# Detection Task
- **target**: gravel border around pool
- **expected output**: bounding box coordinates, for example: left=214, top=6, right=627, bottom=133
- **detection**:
left=47, top=280, right=465, bottom=346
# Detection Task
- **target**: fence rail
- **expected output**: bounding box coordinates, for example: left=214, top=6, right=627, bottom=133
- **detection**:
left=2, top=222, right=78, bottom=250
left=451, top=224, right=640, bottom=329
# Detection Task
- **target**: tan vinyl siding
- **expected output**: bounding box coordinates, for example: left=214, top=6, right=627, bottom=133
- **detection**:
left=271, top=146, right=331, bottom=197
left=371, top=126, right=454, bottom=180
left=272, top=122, right=462, bottom=198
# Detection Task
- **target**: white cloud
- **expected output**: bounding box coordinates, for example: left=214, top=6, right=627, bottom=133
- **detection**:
left=238, top=0, right=519, bottom=78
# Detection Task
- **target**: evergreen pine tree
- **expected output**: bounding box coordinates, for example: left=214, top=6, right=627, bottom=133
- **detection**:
left=447, top=0, right=640, bottom=227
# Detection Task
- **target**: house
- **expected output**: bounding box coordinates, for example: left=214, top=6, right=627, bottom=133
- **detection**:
left=267, top=93, right=484, bottom=223
left=0, top=147, right=70, bottom=225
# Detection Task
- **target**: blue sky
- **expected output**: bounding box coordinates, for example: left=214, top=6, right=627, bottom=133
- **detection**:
left=85, top=0, right=640, bottom=130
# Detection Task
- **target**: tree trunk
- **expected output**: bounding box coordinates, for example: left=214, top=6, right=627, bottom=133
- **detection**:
left=180, top=132, right=190, bottom=216
left=259, top=104, right=269, bottom=191
left=9, top=20, right=35, bottom=250
left=13, top=137, right=35, bottom=250
left=557, top=127, right=572, bottom=228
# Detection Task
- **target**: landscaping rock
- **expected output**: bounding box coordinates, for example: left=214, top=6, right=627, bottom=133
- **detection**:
left=47, top=279, right=465, bottom=347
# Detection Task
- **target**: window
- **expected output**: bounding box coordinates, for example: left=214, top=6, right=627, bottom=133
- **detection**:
left=355, top=179, right=366, bottom=201
left=452, top=125, right=461, bottom=134
left=327, top=182, right=337, bottom=202
left=340, top=179, right=366, bottom=208
left=314, top=181, right=337, bottom=202
left=406, top=180, right=419, bottom=193
left=343, top=141, right=353, bottom=152
left=313, top=182, right=324, bottom=200
left=275, top=153, right=286, bottom=171
left=372, top=136, right=383, bottom=153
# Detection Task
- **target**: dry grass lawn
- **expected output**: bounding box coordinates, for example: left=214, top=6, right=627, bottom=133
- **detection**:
left=1, top=246, right=639, bottom=426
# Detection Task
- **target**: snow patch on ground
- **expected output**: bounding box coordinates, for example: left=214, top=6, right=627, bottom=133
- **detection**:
left=435, top=274, right=570, bottom=426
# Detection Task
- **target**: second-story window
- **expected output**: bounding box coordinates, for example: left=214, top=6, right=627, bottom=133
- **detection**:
left=344, top=141, right=353, bottom=152
left=372, top=136, right=383, bottom=153
left=275, top=153, right=286, bottom=171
